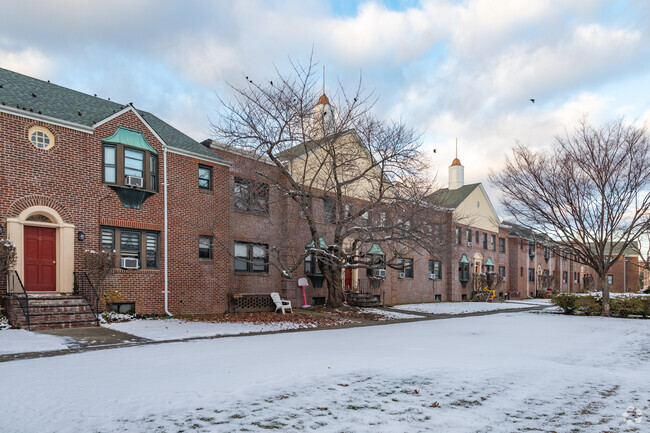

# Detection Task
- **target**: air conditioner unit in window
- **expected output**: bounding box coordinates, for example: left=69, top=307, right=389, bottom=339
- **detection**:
left=429, top=273, right=437, bottom=280
left=398, top=272, right=405, bottom=279
left=125, top=176, right=144, bottom=188
left=374, top=269, right=386, bottom=279
left=120, top=257, right=139, bottom=269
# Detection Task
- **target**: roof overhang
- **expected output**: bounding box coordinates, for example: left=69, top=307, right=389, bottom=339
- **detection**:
left=0, top=104, right=93, bottom=134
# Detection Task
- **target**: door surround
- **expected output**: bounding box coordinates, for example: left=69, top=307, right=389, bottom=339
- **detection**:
left=6, top=205, right=75, bottom=294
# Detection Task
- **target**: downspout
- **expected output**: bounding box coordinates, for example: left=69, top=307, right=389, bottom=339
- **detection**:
left=623, top=258, right=627, bottom=293
left=163, top=145, right=173, bottom=317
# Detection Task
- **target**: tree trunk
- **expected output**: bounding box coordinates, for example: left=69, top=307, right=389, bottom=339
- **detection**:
left=600, top=275, right=611, bottom=317
left=321, top=263, right=343, bottom=308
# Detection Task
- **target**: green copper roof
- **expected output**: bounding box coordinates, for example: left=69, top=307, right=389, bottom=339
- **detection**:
left=103, top=127, right=157, bottom=154
left=485, top=257, right=494, bottom=266
left=460, top=254, right=469, bottom=264
left=367, top=244, right=385, bottom=255
left=306, top=237, right=328, bottom=249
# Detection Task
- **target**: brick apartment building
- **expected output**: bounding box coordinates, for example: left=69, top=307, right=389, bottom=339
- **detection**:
left=0, top=67, right=642, bottom=328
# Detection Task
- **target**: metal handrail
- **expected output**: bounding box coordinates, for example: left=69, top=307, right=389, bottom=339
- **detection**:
left=73, top=272, right=100, bottom=325
left=7, top=270, right=30, bottom=330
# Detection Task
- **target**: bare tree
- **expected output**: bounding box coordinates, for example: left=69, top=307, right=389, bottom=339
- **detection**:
left=490, top=118, right=650, bottom=316
left=213, top=57, right=449, bottom=307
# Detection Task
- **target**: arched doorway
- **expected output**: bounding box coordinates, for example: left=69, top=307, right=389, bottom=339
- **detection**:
left=6, top=205, right=75, bottom=293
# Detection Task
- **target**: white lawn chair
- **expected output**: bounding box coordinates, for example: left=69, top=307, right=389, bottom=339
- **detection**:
left=270, top=292, right=293, bottom=314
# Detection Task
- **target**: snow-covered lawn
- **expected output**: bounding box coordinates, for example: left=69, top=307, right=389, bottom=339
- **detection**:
left=103, top=318, right=320, bottom=341
left=0, top=329, right=73, bottom=355
left=1, top=313, right=648, bottom=432
left=359, top=308, right=423, bottom=320
left=390, top=301, right=542, bottom=315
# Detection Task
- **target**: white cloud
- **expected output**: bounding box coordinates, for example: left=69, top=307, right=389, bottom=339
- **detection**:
left=0, top=47, right=55, bottom=80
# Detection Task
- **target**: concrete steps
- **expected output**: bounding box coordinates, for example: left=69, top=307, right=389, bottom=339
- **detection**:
left=347, top=292, right=382, bottom=307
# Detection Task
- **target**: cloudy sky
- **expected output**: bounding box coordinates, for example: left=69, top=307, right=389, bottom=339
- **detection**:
left=2, top=0, right=650, bottom=205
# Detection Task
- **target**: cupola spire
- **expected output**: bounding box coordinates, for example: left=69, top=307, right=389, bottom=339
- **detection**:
left=449, top=138, right=465, bottom=190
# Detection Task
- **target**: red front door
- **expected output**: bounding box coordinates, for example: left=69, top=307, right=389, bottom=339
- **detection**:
left=24, top=226, right=56, bottom=291
left=345, top=268, right=352, bottom=289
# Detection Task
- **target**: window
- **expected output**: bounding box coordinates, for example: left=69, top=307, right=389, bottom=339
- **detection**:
left=145, top=233, right=158, bottom=268
left=499, top=266, right=506, bottom=280
left=461, top=294, right=468, bottom=300
left=28, top=125, right=55, bottom=150
left=485, top=262, right=494, bottom=273
left=528, top=268, right=535, bottom=282
left=397, top=258, right=413, bottom=278
left=429, top=260, right=442, bottom=279
left=234, top=177, right=269, bottom=214
left=528, top=242, right=536, bottom=257
left=562, top=271, right=568, bottom=284
left=459, top=256, right=470, bottom=281
left=361, top=212, right=369, bottom=225
left=498, top=238, right=506, bottom=253
left=490, top=234, right=496, bottom=251
left=100, top=227, right=160, bottom=269
left=104, top=145, right=116, bottom=183
left=324, top=197, right=335, bottom=224
left=455, top=227, right=461, bottom=245
left=198, top=165, right=212, bottom=189
left=102, top=144, right=157, bottom=191
left=234, top=242, right=268, bottom=273
left=435, top=294, right=442, bottom=301
left=150, top=155, right=157, bottom=191
left=124, top=148, right=144, bottom=178
left=379, top=212, right=387, bottom=227
left=475, top=231, right=479, bottom=244
left=466, top=229, right=472, bottom=246
left=520, top=267, right=523, bottom=277
left=482, top=233, right=488, bottom=249
left=607, top=274, right=613, bottom=286
left=345, top=203, right=352, bottom=218
left=199, top=235, right=212, bottom=259
left=305, top=253, right=321, bottom=275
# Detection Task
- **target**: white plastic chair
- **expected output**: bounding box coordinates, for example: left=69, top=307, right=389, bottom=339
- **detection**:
left=270, top=292, right=293, bottom=314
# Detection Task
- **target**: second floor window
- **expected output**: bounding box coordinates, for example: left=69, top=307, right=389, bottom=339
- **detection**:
left=199, top=165, right=212, bottom=189
left=103, top=144, right=157, bottom=191
left=499, top=266, right=506, bottom=280
left=528, top=268, right=535, bottom=282
left=498, top=238, right=506, bottom=253
left=482, top=233, right=488, bottom=249
left=490, top=234, right=496, bottom=250
left=429, top=260, right=442, bottom=279
left=323, top=197, right=335, bottom=224
left=199, top=235, right=212, bottom=259
left=234, top=177, right=269, bottom=214
left=466, top=229, right=472, bottom=246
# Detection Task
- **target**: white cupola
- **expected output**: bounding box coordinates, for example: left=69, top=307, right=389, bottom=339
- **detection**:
left=312, top=92, right=334, bottom=139
left=448, top=141, right=464, bottom=190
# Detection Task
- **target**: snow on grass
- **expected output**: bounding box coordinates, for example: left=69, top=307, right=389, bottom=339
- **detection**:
left=0, top=329, right=73, bottom=355
left=390, top=301, right=538, bottom=315
left=103, top=318, right=319, bottom=341
left=1, top=313, right=648, bottom=432
left=360, top=308, right=423, bottom=320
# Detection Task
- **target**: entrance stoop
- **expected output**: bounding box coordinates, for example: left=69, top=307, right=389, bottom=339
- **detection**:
left=4, top=294, right=99, bottom=330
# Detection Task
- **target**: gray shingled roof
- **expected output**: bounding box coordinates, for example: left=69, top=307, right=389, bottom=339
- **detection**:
left=427, top=183, right=481, bottom=209
left=0, top=67, right=227, bottom=163
left=277, top=130, right=356, bottom=160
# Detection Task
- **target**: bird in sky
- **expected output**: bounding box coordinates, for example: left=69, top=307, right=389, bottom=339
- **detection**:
left=530, top=98, right=535, bottom=103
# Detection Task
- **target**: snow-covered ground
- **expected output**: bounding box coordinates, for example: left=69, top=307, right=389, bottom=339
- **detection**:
left=0, top=329, right=73, bottom=355
left=103, top=318, right=319, bottom=341
left=1, top=313, right=648, bottom=432
left=360, top=308, right=423, bottom=320
left=390, top=301, right=542, bottom=315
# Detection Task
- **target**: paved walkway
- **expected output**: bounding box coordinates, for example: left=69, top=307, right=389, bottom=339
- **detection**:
left=0, top=304, right=547, bottom=363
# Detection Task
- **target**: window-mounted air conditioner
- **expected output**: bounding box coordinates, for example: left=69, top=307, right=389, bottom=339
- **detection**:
left=429, top=273, right=437, bottom=280
left=398, top=272, right=405, bottom=279
left=125, top=176, right=144, bottom=188
left=374, top=269, right=387, bottom=279
left=121, top=257, right=140, bottom=269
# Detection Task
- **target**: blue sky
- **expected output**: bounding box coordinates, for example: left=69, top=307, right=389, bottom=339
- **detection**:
left=2, top=0, right=650, bottom=207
